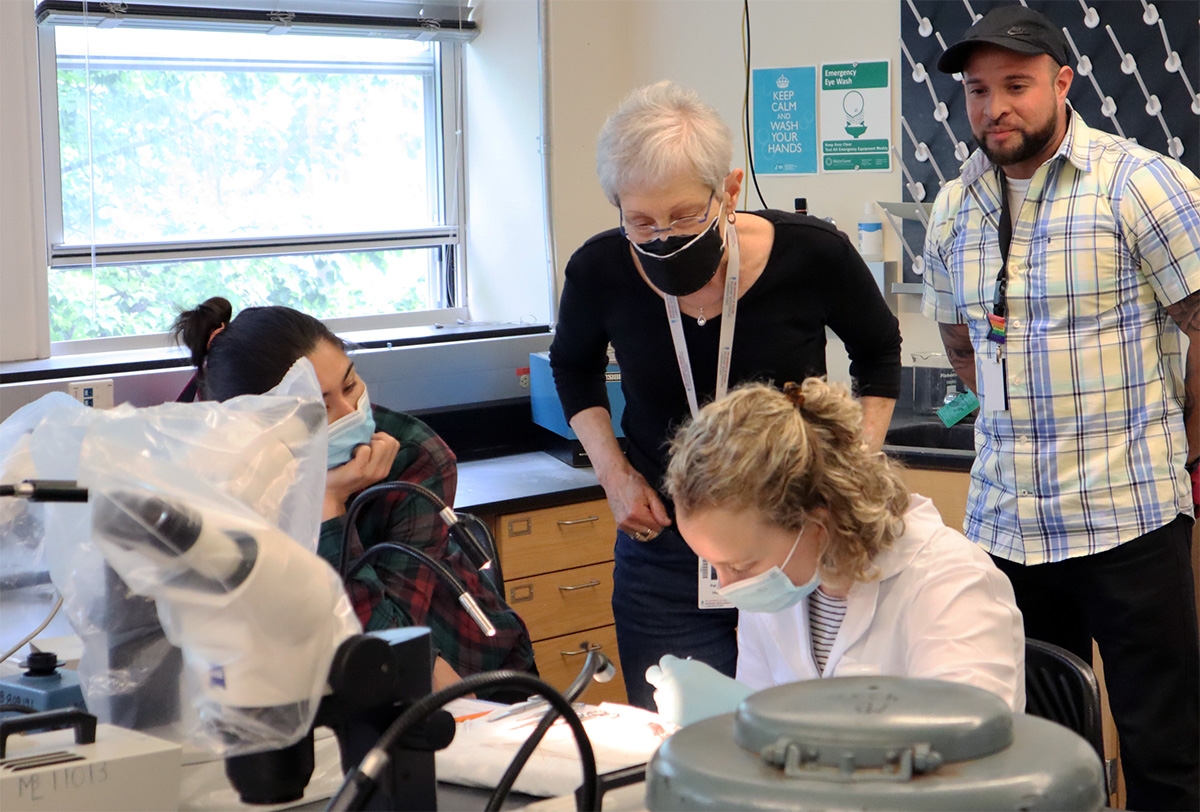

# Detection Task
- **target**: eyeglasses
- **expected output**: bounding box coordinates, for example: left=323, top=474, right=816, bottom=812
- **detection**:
left=619, top=191, right=718, bottom=243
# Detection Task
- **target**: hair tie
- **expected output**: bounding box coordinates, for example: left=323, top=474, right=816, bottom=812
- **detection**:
left=783, top=381, right=805, bottom=410
left=206, top=324, right=226, bottom=349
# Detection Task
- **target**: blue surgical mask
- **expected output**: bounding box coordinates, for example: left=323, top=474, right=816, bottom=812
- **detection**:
left=326, top=388, right=376, bottom=469
left=716, top=528, right=821, bottom=614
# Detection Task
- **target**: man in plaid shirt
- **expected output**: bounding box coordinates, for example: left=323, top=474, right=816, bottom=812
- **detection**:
left=924, top=6, right=1198, bottom=808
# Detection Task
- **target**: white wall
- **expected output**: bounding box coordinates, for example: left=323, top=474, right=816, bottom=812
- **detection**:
left=464, top=0, right=556, bottom=324
left=0, top=0, right=51, bottom=363
left=544, top=0, right=947, bottom=377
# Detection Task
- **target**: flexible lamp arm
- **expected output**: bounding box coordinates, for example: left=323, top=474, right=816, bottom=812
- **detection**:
left=346, top=542, right=496, bottom=638
left=484, top=646, right=614, bottom=811
left=338, top=481, right=494, bottom=577
left=1, top=479, right=89, bottom=502
left=325, top=671, right=599, bottom=812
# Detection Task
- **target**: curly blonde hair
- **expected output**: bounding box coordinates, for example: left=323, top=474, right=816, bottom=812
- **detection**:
left=664, top=379, right=910, bottom=584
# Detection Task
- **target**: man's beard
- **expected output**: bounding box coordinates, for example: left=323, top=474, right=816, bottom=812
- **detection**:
left=974, top=109, right=1059, bottom=168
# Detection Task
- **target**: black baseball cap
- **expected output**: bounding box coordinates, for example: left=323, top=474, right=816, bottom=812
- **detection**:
left=937, top=5, right=1071, bottom=74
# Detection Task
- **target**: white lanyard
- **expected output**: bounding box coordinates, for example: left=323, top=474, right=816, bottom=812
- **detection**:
left=665, top=223, right=741, bottom=420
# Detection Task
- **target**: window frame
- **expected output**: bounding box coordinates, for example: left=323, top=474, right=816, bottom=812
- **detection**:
left=34, top=5, right=473, bottom=355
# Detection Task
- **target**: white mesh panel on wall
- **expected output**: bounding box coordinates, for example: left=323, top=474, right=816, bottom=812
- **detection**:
left=896, top=0, right=1198, bottom=281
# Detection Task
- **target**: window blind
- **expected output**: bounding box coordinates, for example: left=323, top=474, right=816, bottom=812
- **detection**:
left=35, top=1, right=478, bottom=41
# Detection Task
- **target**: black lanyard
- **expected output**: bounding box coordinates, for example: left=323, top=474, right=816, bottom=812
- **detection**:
left=986, top=169, right=1015, bottom=347
left=994, top=168, right=1013, bottom=319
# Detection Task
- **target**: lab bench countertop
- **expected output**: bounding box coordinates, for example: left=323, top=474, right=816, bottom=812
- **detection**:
left=454, top=430, right=973, bottom=522
left=455, top=451, right=606, bottom=516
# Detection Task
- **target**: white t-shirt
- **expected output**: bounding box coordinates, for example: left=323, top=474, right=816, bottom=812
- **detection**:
left=735, top=495, right=1026, bottom=711
left=1006, top=174, right=1032, bottom=217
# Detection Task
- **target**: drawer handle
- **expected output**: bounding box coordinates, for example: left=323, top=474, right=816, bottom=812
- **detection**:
left=557, top=579, right=601, bottom=592
left=561, top=643, right=603, bottom=656
left=557, top=516, right=600, bottom=526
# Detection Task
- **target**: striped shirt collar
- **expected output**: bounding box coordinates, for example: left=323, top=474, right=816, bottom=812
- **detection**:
left=958, top=105, right=1091, bottom=187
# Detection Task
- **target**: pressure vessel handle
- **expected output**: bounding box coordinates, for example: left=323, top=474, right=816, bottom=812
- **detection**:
left=0, top=708, right=97, bottom=759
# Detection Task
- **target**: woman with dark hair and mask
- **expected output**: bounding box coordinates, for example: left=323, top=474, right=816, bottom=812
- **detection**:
left=549, top=81, right=902, bottom=708
left=173, top=297, right=536, bottom=695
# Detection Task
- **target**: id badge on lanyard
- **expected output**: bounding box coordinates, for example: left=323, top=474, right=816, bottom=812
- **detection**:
left=665, top=224, right=741, bottom=608
left=980, top=351, right=1008, bottom=412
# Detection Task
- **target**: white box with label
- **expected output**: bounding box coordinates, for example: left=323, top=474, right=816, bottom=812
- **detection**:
left=1, top=722, right=180, bottom=811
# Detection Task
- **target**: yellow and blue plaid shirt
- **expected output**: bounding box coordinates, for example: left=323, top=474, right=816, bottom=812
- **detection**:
left=922, top=110, right=1199, bottom=565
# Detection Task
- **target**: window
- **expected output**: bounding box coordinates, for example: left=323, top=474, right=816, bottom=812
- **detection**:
left=34, top=1, right=477, bottom=349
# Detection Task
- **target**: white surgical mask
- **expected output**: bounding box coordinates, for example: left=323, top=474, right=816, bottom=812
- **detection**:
left=326, top=388, right=375, bottom=469
left=716, top=527, right=820, bottom=614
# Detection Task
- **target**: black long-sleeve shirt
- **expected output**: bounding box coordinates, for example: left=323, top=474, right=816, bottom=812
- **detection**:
left=550, top=210, right=902, bottom=497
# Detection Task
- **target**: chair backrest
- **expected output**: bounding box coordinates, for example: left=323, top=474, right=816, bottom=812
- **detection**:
left=1024, top=638, right=1108, bottom=793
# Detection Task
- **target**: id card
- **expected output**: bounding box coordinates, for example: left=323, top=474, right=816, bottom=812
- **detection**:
left=980, top=355, right=1008, bottom=412
left=698, top=558, right=732, bottom=609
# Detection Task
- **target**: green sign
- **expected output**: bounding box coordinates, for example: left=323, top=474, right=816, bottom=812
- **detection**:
left=819, top=60, right=891, bottom=173
left=821, top=62, right=889, bottom=90
left=823, top=154, right=892, bottom=171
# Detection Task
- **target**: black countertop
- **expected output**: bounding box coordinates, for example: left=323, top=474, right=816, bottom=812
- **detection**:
left=436, top=371, right=978, bottom=516
left=451, top=414, right=976, bottom=517
left=882, top=413, right=976, bottom=473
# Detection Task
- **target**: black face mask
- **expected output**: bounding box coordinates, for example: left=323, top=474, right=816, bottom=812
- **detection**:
left=631, top=213, right=726, bottom=297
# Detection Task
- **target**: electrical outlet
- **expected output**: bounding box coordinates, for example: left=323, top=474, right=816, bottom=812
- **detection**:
left=68, top=379, right=114, bottom=409
left=518, top=374, right=530, bottom=389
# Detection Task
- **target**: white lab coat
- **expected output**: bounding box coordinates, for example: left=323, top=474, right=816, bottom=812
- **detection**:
left=736, top=495, right=1026, bottom=711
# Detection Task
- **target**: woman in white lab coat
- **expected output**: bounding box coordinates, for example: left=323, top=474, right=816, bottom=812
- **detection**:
left=647, top=379, right=1024, bottom=723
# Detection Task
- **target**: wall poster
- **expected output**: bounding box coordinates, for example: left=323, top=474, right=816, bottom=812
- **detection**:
left=752, top=66, right=818, bottom=175
left=819, top=60, right=892, bottom=171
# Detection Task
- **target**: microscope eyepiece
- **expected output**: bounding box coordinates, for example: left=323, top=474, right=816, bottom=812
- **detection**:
left=94, top=491, right=203, bottom=555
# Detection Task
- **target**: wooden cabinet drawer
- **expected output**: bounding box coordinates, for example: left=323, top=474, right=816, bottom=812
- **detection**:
left=506, top=562, right=614, bottom=642
left=498, top=499, right=616, bottom=580
left=900, top=469, right=970, bottom=533
left=532, top=625, right=627, bottom=706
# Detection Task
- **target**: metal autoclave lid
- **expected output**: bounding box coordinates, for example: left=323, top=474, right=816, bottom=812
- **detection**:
left=645, top=676, right=1106, bottom=811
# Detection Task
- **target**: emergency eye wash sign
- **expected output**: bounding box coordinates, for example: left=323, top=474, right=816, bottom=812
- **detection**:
left=752, top=67, right=817, bottom=175
left=819, top=60, right=891, bottom=171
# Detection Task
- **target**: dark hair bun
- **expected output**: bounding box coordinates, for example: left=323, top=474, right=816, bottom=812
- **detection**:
left=172, top=297, right=233, bottom=366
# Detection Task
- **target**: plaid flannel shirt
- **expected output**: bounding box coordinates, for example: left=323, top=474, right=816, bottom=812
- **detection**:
left=318, top=406, right=536, bottom=677
left=922, top=109, right=1199, bottom=565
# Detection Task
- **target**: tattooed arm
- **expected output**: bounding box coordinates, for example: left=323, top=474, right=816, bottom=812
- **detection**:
left=938, top=322, right=977, bottom=395
left=1165, top=289, right=1200, bottom=467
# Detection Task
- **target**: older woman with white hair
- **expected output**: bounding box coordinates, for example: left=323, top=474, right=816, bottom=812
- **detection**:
left=548, top=81, right=902, bottom=708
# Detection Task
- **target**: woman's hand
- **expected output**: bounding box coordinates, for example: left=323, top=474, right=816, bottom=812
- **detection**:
left=569, top=407, right=671, bottom=542
left=322, top=431, right=401, bottom=520
left=599, top=464, right=672, bottom=542
left=645, top=654, right=752, bottom=726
